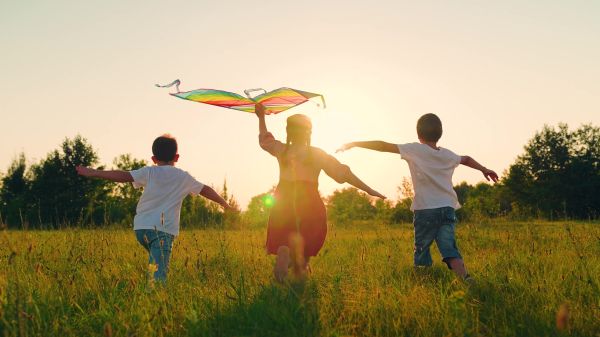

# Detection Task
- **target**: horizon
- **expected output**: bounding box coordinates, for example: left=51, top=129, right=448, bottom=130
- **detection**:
left=1, top=1, right=599, bottom=208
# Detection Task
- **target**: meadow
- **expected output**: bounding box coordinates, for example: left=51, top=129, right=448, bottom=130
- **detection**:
left=1, top=221, right=599, bottom=337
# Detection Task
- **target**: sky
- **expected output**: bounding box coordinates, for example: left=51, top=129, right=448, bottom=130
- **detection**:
left=1, top=1, right=599, bottom=208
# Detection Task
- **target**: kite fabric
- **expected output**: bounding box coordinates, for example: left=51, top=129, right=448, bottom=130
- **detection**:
left=156, top=79, right=325, bottom=115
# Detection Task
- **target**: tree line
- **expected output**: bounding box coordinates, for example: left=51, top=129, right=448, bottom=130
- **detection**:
left=1, top=123, right=598, bottom=229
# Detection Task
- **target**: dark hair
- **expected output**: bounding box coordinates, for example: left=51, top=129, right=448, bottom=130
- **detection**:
left=416, top=113, right=443, bottom=142
left=152, top=134, right=178, bottom=162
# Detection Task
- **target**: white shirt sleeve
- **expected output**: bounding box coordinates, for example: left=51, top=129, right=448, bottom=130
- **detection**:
left=446, top=149, right=462, bottom=168
left=130, top=166, right=150, bottom=189
left=396, top=143, right=414, bottom=161
left=186, top=173, right=205, bottom=196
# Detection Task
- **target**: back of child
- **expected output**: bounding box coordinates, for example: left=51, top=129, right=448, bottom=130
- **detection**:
left=396, top=125, right=463, bottom=272
left=255, top=104, right=385, bottom=282
left=77, top=134, right=229, bottom=285
left=130, top=163, right=204, bottom=284
left=338, top=113, right=498, bottom=281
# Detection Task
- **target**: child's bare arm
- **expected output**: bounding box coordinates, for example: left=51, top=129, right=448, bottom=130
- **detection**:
left=255, top=103, right=285, bottom=156
left=337, top=141, right=399, bottom=154
left=321, top=152, right=386, bottom=199
left=255, top=103, right=268, bottom=135
left=199, top=185, right=231, bottom=209
left=460, top=156, right=499, bottom=183
left=344, top=170, right=387, bottom=199
left=76, top=166, right=133, bottom=182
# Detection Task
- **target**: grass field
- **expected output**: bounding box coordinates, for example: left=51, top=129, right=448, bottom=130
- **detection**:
left=1, top=222, right=599, bottom=336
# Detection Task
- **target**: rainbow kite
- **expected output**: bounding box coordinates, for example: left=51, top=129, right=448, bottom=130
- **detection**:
left=156, top=80, right=325, bottom=115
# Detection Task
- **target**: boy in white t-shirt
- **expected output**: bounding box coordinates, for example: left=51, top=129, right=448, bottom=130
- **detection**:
left=76, top=134, right=230, bottom=284
left=337, top=114, right=498, bottom=281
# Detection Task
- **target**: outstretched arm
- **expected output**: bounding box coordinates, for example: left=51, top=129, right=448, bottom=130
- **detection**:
left=460, top=156, right=499, bottom=183
left=344, top=170, right=386, bottom=199
left=76, top=166, right=133, bottom=182
left=337, top=141, right=399, bottom=154
left=321, top=153, right=386, bottom=199
left=199, top=185, right=231, bottom=209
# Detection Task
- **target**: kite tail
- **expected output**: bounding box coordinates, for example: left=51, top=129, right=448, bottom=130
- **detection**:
left=155, top=79, right=181, bottom=93
left=244, top=88, right=267, bottom=99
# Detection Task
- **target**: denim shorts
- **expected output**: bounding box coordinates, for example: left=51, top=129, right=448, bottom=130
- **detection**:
left=413, top=207, right=461, bottom=268
left=135, top=229, right=175, bottom=283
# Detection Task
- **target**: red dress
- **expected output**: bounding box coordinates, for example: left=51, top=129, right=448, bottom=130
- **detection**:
left=259, top=132, right=349, bottom=258
left=266, top=180, right=327, bottom=257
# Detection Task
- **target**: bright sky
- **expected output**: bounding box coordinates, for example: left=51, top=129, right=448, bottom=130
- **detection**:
left=1, top=1, right=599, bottom=208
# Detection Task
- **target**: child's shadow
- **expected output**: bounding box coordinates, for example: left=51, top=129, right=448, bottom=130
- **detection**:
left=189, top=280, right=321, bottom=337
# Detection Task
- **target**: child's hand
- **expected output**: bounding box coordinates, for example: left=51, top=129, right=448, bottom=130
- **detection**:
left=482, top=168, right=499, bottom=183
left=76, top=166, right=95, bottom=177
left=368, top=189, right=387, bottom=200
left=255, top=103, right=266, bottom=117
left=336, top=142, right=355, bottom=153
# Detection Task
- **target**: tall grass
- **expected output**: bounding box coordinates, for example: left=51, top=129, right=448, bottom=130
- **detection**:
left=1, top=221, right=598, bottom=336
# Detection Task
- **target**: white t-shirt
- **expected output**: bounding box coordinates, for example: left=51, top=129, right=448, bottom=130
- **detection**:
left=130, top=165, right=205, bottom=236
left=397, top=143, right=462, bottom=211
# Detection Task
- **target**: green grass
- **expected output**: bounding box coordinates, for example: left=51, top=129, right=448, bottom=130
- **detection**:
left=1, top=222, right=599, bottom=336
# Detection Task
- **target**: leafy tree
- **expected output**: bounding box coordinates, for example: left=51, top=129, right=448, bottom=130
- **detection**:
left=220, top=179, right=241, bottom=229
left=244, top=187, right=276, bottom=229
left=28, top=135, right=108, bottom=227
left=326, top=187, right=376, bottom=226
left=453, top=181, right=473, bottom=206
left=181, top=179, right=241, bottom=229
left=0, top=154, right=29, bottom=227
left=105, top=154, right=148, bottom=225
left=181, top=195, right=218, bottom=228
left=503, top=124, right=600, bottom=219
left=391, top=198, right=413, bottom=224
left=374, top=198, right=394, bottom=223
left=398, top=177, right=414, bottom=199
left=460, top=182, right=505, bottom=220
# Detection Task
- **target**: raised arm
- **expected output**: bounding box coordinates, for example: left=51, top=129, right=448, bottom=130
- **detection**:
left=256, top=103, right=269, bottom=135
left=337, top=141, right=399, bottom=154
left=199, top=185, right=231, bottom=209
left=255, top=103, right=285, bottom=157
left=460, top=156, right=499, bottom=183
left=76, top=166, right=133, bottom=182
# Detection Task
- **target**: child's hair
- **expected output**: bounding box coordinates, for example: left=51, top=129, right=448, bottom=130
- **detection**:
left=417, top=113, right=443, bottom=142
left=152, top=134, right=178, bottom=162
left=286, top=114, right=312, bottom=146
left=282, top=114, right=312, bottom=166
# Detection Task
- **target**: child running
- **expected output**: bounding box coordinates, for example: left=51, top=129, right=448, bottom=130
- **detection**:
left=76, top=134, right=230, bottom=285
left=337, top=113, right=498, bottom=281
left=255, top=103, right=386, bottom=282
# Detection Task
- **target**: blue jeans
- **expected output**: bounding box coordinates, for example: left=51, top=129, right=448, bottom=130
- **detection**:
left=413, top=207, right=462, bottom=268
left=135, top=229, right=175, bottom=283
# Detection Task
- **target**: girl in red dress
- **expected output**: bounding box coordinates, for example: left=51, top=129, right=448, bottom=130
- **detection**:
left=255, top=103, right=386, bottom=282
